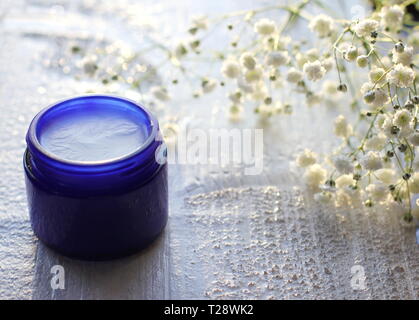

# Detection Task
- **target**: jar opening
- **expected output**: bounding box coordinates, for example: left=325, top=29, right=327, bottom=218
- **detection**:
left=28, top=95, right=157, bottom=166
left=25, top=95, right=164, bottom=194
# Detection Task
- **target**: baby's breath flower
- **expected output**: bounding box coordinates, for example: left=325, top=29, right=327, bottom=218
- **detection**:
left=405, top=99, right=414, bottom=110
left=381, top=115, right=398, bottom=137
left=380, top=5, right=404, bottom=31
left=344, top=46, right=358, bottom=61
left=375, top=113, right=387, bottom=129
left=272, top=75, right=284, bottom=89
left=254, top=18, right=277, bottom=36
left=335, top=189, right=357, bottom=207
left=296, top=149, right=317, bottom=167
left=333, top=155, right=353, bottom=174
left=322, top=80, right=339, bottom=95
left=157, top=2, right=418, bottom=218
left=335, top=174, right=355, bottom=188
left=150, top=86, right=170, bottom=101
left=334, top=115, right=352, bottom=138
left=363, top=90, right=376, bottom=104
left=201, top=78, right=217, bottom=93
left=360, top=82, right=389, bottom=108
left=304, top=164, right=327, bottom=187
left=361, top=151, right=383, bottom=171
left=276, top=36, right=291, bottom=50
left=248, top=83, right=267, bottom=100
left=337, top=83, right=348, bottom=92
left=229, top=104, right=243, bottom=119
left=366, top=182, right=388, bottom=202
left=387, top=64, right=415, bottom=88
left=286, top=68, right=303, bottom=83
left=263, top=35, right=291, bottom=51
left=321, top=57, right=334, bottom=72
left=365, top=133, right=387, bottom=151
left=221, top=60, right=240, bottom=78
left=375, top=168, right=396, bottom=184
left=379, top=56, right=393, bottom=69
left=306, top=48, right=320, bottom=62
left=309, top=14, right=334, bottom=38
left=296, top=52, right=308, bottom=69
left=174, top=43, right=188, bottom=58
left=392, top=46, right=414, bottom=66
left=240, top=52, right=257, bottom=70
left=369, top=67, right=386, bottom=84
left=245, top=66, right=263, bottom=82
left=372, top=88, right=389, bottom=107
left=228, top=90, right=243, bottom=104
left=303, top=60, right=326, bottom=82
left=356, top=55, right=368, bottom=68
left=272, top=101, right=284, bottom=114
left=237, top=77, right=253, bottom=93
left=399, top=123, right=414, bottom=139
left=354, top=19, right=379, bottom=37
left=265, top=51, right=290, bottom=67
left=393, top=109, right=412, bottom=128
left=395, top=42, right=405, bottom=53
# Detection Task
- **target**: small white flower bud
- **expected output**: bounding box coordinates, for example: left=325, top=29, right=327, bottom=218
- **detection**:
left=337, top=83, right=348, bottom=92
left=303, top=60, right=326, bottom=82
left=394, top=109, right=412, bottom=128
left=221, top=60, right=240, bottom=78
left=345, top=46, right=358, bottom=61
left=369, top=68, right=386, bottom=84
left=363, top=90, right=376, bottom=104
left=387, top=64, right=415, bottom=88
left=361, top=151, right=383, bottom=171
left=254, top=18, right=277, bottom=35
left=240, top=52, right=257, bottom=70
left=356, top=55, right=368, bottom=68
left=265, top=51, right=290, bottom=67
left=201, top=78, right=217, bottom=93
left=286, top=68, right=303, bottom=83
left=395, top=41, right=404, bottom=53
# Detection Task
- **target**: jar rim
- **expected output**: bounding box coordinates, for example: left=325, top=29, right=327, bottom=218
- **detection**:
left=27, top=94, right=159, bottom=168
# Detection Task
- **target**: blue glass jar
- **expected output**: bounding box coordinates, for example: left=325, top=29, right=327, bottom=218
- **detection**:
left=23, top=95, right=168, bottom=260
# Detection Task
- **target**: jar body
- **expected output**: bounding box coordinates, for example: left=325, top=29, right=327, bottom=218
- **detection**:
left=23, top=95, right=168, bottom=261
left=24, top=153, right=168, bottom=260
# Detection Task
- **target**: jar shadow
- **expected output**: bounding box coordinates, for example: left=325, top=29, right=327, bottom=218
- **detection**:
left=31, top=226, right=170, bottom=300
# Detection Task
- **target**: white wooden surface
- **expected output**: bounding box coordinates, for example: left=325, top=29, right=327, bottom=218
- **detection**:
left=0, top=0, right=418, bottom=300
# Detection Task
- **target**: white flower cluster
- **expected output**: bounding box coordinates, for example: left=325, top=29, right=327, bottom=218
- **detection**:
left=380, top=5, right=404, bottom=31
left=309, top=14, right=335, bottom=38
left=162, top=2, right=418, bottom=225
left=214, top=13, right=342, bottom=118
left=354, top=19, right=378, bottom=37
left=292, top=3, right=418, bottom=223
